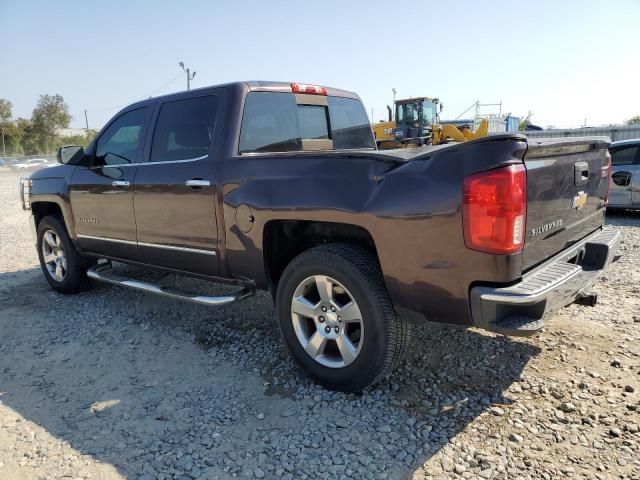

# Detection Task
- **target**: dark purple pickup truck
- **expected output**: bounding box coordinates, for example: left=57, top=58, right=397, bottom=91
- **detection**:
left=19, top=81, right=620, bottom=391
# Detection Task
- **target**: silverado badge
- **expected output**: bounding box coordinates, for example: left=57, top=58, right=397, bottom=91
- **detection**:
left=531, top=219, right=563, bottom=237
left=572, top=191, right=588, bottom=210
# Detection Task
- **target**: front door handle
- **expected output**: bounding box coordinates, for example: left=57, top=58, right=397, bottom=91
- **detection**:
left=612, top=171, right=632, bottom=187
left=112, top=180, right=130, bottom=188
left=186, top=179, right=210, bottom=187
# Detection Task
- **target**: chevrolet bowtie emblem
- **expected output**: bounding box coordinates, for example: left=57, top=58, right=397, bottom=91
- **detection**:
left=572, top=191, right=588, bottom=210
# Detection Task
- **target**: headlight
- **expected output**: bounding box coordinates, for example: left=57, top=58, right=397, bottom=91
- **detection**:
left=19, top=177, right=32, bottom=210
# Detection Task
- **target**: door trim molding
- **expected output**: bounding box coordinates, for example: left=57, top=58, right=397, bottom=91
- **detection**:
left=138, top=241, right=217, bottom=256
left=77, top=234, right=137, bottom=245
left=76, top=234, right=217, bottom=255
left=110, top=155, right=209, bottom=168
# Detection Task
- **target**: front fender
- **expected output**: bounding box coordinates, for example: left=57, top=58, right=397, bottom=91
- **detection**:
left=29, top=165, right=77, bottom=239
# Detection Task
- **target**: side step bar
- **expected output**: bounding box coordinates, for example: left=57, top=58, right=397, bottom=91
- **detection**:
left=87, top=263, right=254, bottom=306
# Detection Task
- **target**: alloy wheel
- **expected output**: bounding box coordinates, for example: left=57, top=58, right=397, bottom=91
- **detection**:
left=290, top=275, right=364, bottom=368
left=42, top=229, right=67, bottom=282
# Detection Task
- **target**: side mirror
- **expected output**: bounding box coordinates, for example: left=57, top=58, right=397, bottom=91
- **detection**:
left=58, top=145, right=84, bottom=165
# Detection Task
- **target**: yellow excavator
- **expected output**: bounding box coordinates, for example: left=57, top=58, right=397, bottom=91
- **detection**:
left=371, top=97, right=488, bottom=149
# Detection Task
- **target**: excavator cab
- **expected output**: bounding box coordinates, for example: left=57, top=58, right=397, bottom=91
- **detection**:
left=393, top=97, right=439, bottom=145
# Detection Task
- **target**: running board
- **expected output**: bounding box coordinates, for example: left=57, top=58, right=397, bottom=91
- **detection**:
left=87, top=263, right=254, bottom=306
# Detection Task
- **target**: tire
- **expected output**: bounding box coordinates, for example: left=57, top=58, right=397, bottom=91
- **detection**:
left=37, top=215, right=92, bottom=294
left=275, top=244, right=410, bottom=392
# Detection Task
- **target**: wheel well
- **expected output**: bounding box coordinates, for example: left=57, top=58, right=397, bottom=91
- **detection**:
left=263, top=220, right=380, bottom=291
left=31, top=202, right=63, bottom=227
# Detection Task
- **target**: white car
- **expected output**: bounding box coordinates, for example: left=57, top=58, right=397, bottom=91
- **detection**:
left=11, top=158, right=50, bottom=172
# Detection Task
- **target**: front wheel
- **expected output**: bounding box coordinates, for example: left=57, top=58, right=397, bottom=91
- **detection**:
left=37, top=215, right=92, bottom=294
left=276, top=244, right=410, bottom=392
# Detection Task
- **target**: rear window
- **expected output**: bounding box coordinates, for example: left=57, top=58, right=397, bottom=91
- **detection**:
left=239, top=92, right=374, bottom=153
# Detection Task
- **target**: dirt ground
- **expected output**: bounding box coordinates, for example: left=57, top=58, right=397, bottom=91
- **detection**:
left=0, top=169, right=638, bottom=480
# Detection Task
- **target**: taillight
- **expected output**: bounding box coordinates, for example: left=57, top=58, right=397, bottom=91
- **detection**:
left=463, top=164, right=527, bottom=255
left=291, top=83, right=327, bottom=95
left=604, top=150, right=612, bottom=206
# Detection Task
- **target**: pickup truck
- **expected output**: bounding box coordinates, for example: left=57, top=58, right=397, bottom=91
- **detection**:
left=19, top=81, right=620, bottom=391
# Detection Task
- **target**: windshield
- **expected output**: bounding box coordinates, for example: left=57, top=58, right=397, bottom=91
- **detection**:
left=396, top=100, right=436, bottom=126
left=421, top=101, right=436, bottom=125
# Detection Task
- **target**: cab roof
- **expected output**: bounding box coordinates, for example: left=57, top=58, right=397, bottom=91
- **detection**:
left=127, top=80, right=360, bottom=110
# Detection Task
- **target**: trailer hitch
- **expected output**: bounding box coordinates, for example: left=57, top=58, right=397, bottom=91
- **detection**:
left=574, top=292, right=598, bottom=307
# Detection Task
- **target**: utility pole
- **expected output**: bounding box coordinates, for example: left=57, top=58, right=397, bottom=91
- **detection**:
left=392, top=88, right=397, bottom=120
left=0, top=113, right=6, bottom=157
left=179, top=62, right=196, bottom=91
left=84, top=110, right=89, bottom=132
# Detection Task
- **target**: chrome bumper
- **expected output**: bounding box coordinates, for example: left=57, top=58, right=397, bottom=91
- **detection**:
left=470, top=227, right=621, bottom=336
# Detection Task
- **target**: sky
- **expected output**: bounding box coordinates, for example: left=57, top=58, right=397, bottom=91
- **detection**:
left=1, top=0, right=639, bottom=130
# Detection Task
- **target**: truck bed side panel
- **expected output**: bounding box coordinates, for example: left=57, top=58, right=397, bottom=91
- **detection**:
left=220, top=137, right=528, bottom=326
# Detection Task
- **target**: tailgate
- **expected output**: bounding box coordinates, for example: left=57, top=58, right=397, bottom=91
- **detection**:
left=522, top=137, right=610, bottom=271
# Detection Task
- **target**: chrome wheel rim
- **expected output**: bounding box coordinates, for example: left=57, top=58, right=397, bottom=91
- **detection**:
left=42, top=229, right=66, bottom=282
left=291, top=275, right=364, bottom=368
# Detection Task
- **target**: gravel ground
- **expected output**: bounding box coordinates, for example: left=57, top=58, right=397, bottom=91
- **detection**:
left=0, top=169, right=638, bottom=480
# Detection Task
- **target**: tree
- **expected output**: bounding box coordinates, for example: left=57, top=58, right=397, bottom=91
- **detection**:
left=519, top=111, right=533, bottom=131
left=1, top=121, right=24, bottom=155
left=0, top=98, right=13, bottom=156
left=54, top=130, right=98, bottom=151
left=627, top=116, right=640, bottom=126
left=17, top=118, right=39, bottom=155
left=0, top=98, right=12, bottom=121
left=30, top=94, right=71, bottom=153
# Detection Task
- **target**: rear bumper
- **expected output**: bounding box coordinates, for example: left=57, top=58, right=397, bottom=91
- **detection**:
left=469, top=227, right=621, bottom=336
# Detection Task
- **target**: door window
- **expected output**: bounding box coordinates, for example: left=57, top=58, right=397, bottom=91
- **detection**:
left=150, top=96, right=218, bottom=163
left=610, top=146, right=639, bottom=166
left=95, top=108, right=149, bottom=166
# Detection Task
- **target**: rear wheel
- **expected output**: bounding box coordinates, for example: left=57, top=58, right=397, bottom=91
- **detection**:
left=37, top=215, right=92, bottom=294
left=276, top=244, right=409, bottom=392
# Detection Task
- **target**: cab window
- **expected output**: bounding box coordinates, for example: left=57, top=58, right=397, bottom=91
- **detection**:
left=239, top=92, right=374, bottom=153
left=95, top=108, right=149, bottom=166
left=150, top=96, right=218, bottom=162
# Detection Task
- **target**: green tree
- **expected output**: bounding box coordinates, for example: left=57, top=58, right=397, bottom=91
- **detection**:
left=519, top=111, right=533, bottom=131
left=30, top=94, right=71, bottom=153
left=0, top=98, right=13, bottom=156
left=17, top=118, right=40, bottom=155
left=1, top=121, right=24, bottom=155
left=627, top=115, right=640, bottom=126
left=0, top=98, right=12, bottom=121
left=54, top=130, right=98, bottom=151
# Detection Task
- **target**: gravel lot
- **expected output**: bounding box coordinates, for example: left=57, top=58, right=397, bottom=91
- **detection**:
left=0, top=169, right=638, bottom=480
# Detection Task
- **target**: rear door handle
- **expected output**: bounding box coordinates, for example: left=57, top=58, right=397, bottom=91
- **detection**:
left=186, top=179, right=210, bottom=187
left=112, top=180, right=130, bottom=188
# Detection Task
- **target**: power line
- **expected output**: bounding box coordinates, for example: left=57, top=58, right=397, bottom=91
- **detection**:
left=178, top=62, right=196, bottom=91
left=85, top=72, right=186, bottom=113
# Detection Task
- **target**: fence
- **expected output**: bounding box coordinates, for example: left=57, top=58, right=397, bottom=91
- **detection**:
left=525, top=125, right=640, bottom=142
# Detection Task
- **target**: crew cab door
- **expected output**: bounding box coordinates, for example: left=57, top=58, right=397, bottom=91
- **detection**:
left=69, top=106, right=151, bottom=259
left=609, top=144, right=639, bottom=207
left=133, top=92, right=223, bottom=276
